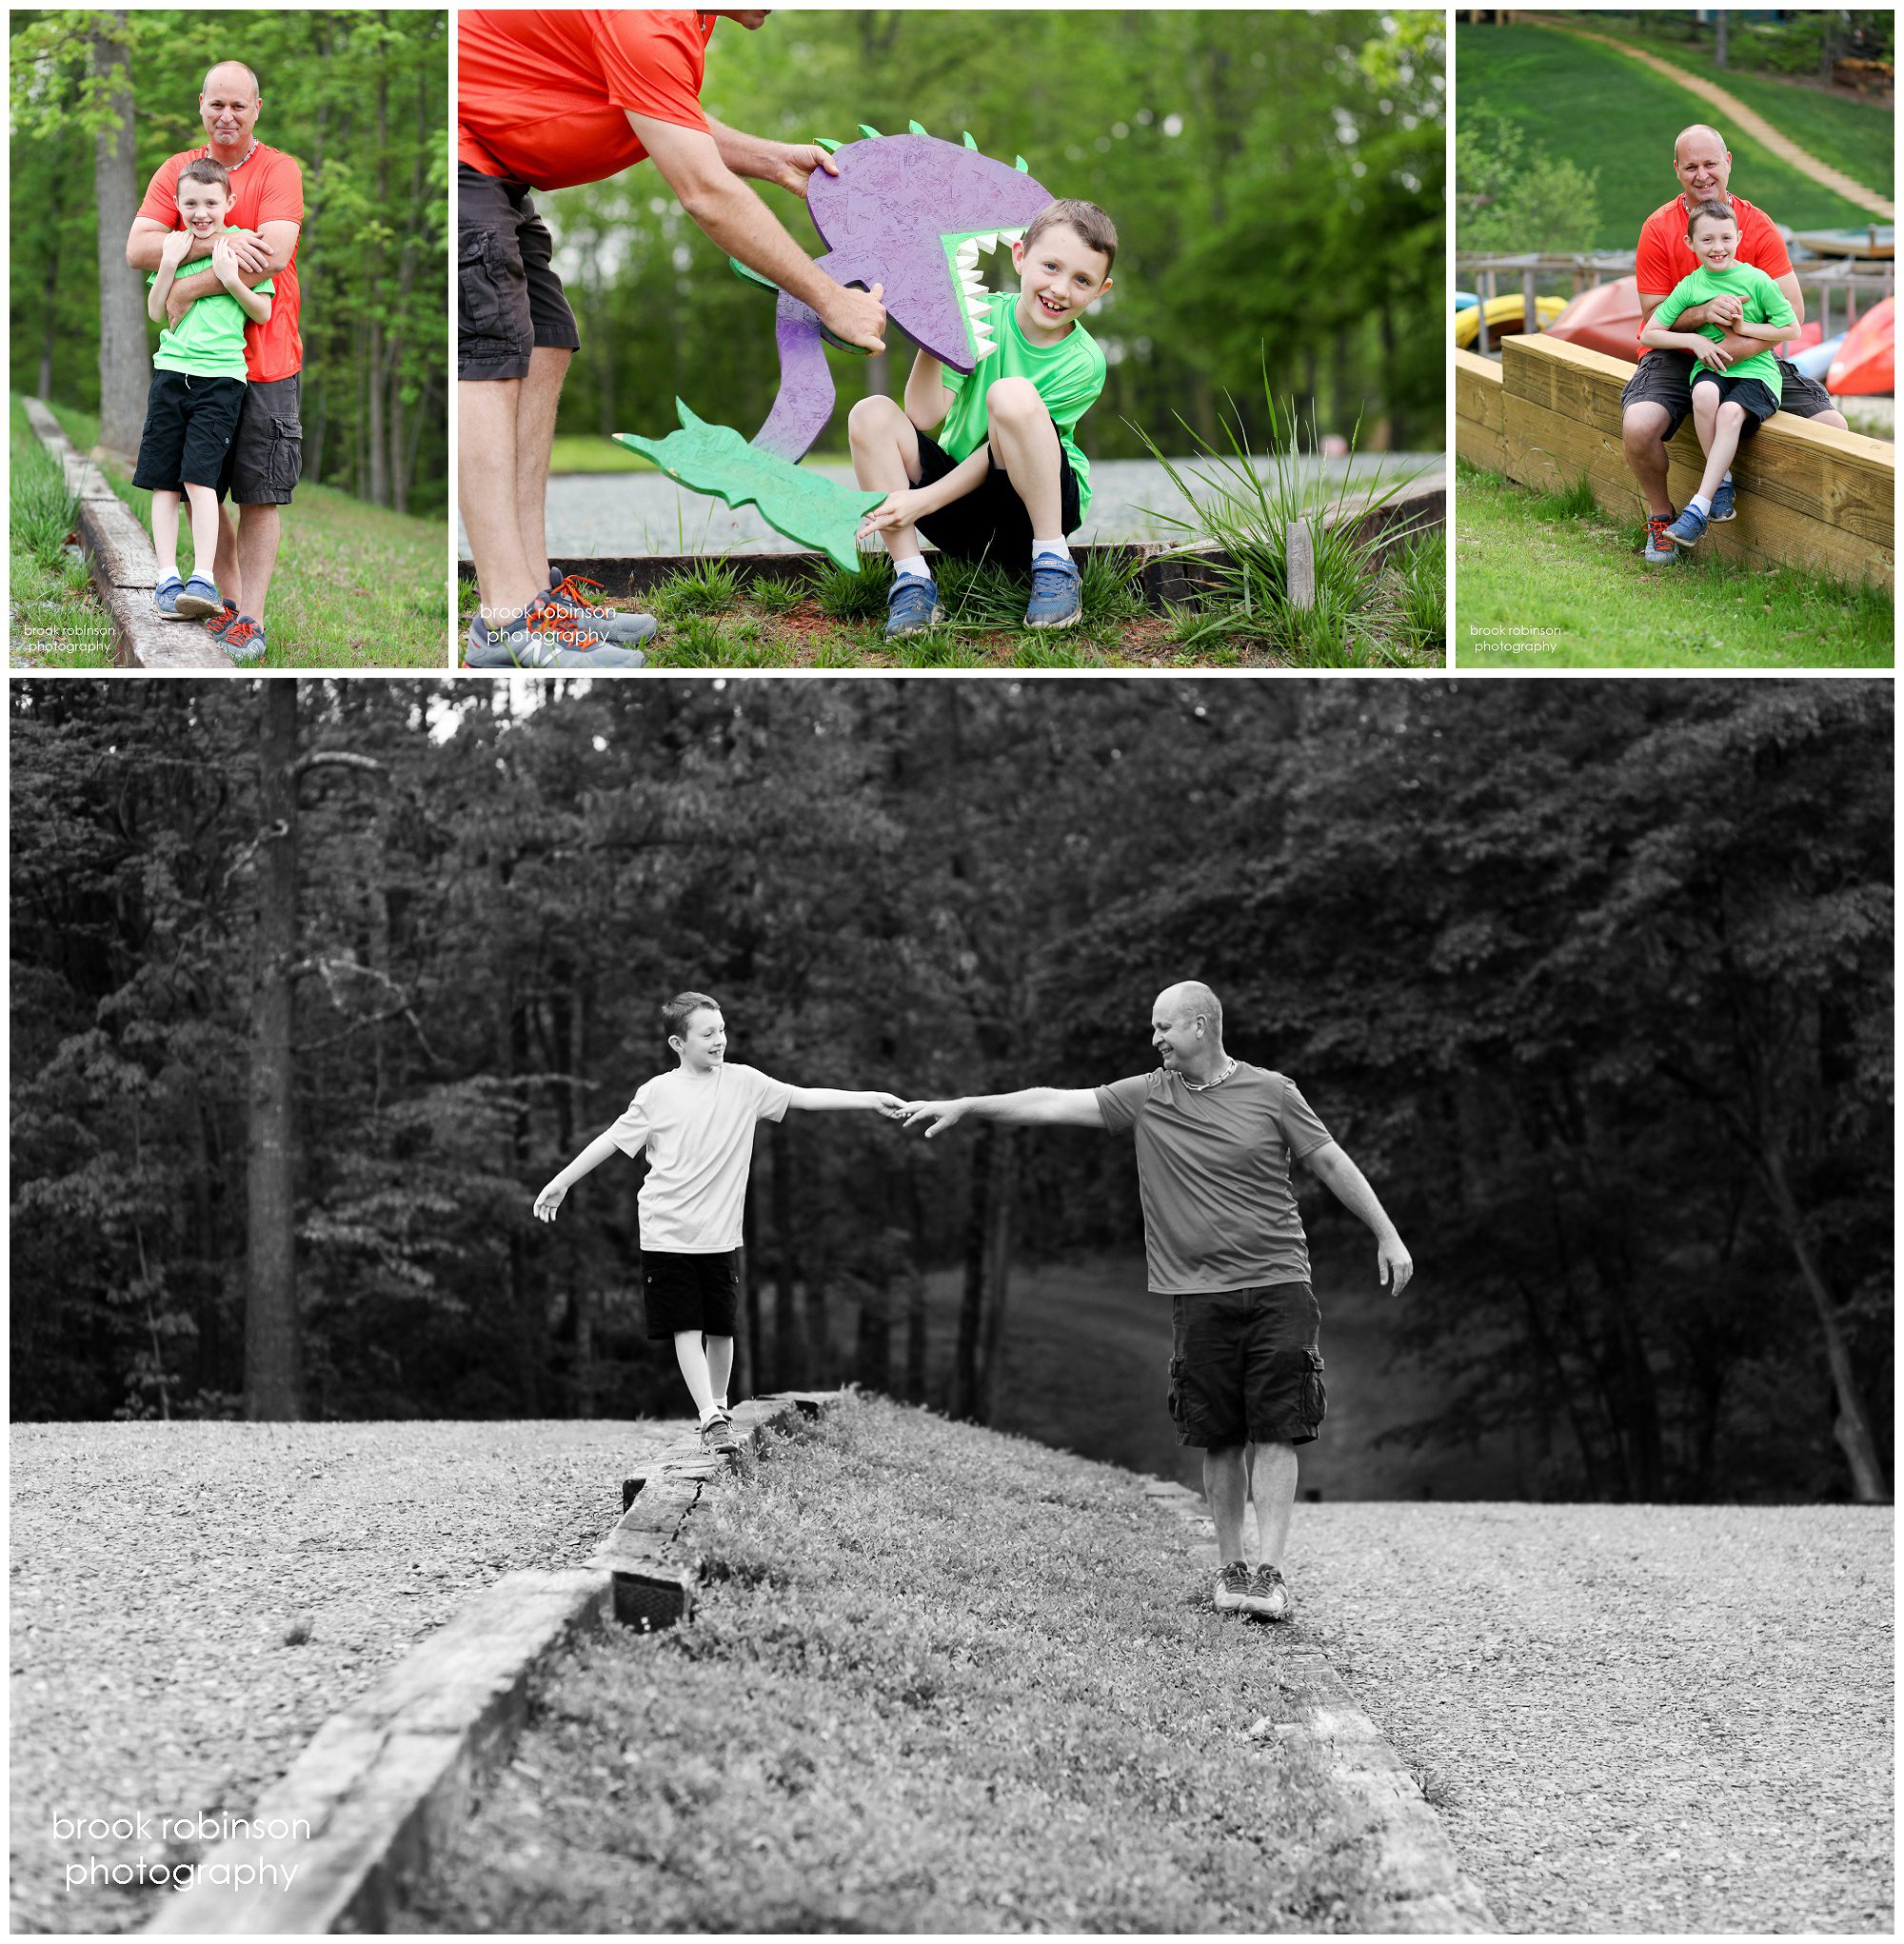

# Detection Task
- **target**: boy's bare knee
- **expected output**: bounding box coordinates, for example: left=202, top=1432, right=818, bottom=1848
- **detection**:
left=985, top=376, right=1044, bottom=421
left=847, top=394, right=902, bottom=439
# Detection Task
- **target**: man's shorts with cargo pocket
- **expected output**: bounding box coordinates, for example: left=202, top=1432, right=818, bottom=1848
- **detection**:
left=458, top=163, right=581, bottom=381
left=1621, top=347, right=1835, bottom=444
left=1167, top=1281, right=1326, bottom=1449
left=219, top=374, right=303, bottom=507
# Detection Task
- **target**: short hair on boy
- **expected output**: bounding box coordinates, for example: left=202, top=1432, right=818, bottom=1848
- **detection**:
left=1684, top=198, right=1735, bottom=238
left=1022, top=199, right=1119, bottom=274
left=662, top=990, right=721, bottom=1040
left=178, top=157, right=232, bottom=196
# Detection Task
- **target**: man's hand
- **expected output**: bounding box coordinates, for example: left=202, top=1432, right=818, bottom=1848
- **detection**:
left=1379, top=1237, right=1413, bottom=1296
left=1704, top=292, right=1744, bottom=329
left=901, top=1099, right=968, bottom=1138
left=532, top=1180, right=568, bottom=1222
left=218, top=228, right=273, bottom=279
left=767, top=140, right=841, bottom=199
left=859, top=487, right=929, bottom=537
left=815, top=279, right=886, bottom=354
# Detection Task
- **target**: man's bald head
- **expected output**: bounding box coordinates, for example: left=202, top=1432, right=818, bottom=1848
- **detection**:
left=1672, top=125, right=1732, bottom=205
left=203, top=62, right=261, bottom=103
left=1155, top=981, right=1222, bottom=1033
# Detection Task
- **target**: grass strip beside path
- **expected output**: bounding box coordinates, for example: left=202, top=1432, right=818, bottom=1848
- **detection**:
left=1455, top=462, right=1892, bottom=667
left=393, top=1395, right=1382, bottom=1934
left=10, top=394, right=115, bottom=668
left=46, top=401, right=447, bottom=669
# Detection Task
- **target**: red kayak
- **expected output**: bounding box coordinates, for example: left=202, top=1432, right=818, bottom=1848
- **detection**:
left=1826, top=298, right=1894, bottom=395
left=1546, top=275, right=1825, bottom=366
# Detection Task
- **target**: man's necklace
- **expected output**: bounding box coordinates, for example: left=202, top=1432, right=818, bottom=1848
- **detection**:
left=1180, top=1059, right=1238, bottom=1092
left=210, top=140, right=260, bottom=172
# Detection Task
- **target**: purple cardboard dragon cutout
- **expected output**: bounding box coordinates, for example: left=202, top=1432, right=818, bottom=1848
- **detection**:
left=617, top=127, right=1055, bottom=570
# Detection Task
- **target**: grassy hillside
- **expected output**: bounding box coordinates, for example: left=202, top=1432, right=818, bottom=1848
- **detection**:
left=1457, top=24, right=1876, bottom=246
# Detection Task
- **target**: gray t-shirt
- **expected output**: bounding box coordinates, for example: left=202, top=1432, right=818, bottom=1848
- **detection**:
left=1094, top=1062, right=1334, bottom=1293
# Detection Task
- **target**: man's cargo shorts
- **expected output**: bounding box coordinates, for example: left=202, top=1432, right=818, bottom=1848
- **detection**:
left=458, top=163, right=581, bottom=381
left=1167, top=1280, right=1326, bottom=1448
left=1620, top=347, right=1834, bottom=443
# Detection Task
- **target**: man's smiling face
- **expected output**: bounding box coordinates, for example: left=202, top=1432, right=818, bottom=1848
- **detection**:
left=1674, top=130, right=1731, bottom=207
left=200, top=64, right=261, bottom=155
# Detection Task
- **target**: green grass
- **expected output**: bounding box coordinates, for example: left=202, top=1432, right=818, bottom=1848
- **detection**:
left=10, top=396, right=115, bottom=668
left=44, top=400, right=446, bottom=668
left=392, top=1394, right=1379, bottom=1934
left=546, top=434, right=657, bottom=475
left=1455, top=458, right=1892, bottom=667
left=1457, top=24, right=1878, bottom=245
left=1545, top=13, right=1894, bottom=200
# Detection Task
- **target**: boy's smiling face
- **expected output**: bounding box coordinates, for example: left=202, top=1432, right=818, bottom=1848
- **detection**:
left=1009, top=221, right=1112, bottom=341
left=178, top=178, right=231, bottom=241
left=670, top=1007, right=727, bottom=1074
left=1689, top=212, right=1738, bottom=273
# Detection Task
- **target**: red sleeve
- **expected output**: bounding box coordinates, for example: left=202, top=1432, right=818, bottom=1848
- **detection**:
left=1634, top=208, right=1677, bottom=296
left=134, top=155, right=182, bottom=229
left=1739, top=206, right=1793, bottom=280
left=255, top=153, right=304, bottom=228
left=591, top=10, right=709, bottom=130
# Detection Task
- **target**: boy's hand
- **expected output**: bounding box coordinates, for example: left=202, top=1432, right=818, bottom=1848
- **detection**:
left=868, top=1091, right=908, bottom=1118
left=859, top=487, right=927, bottom=536
left=1696, top=338, right=1734, bottom=372
left=210, top=237, right=243, bottom=288
left=532, top=1180, right=568, bottom=1222
left=901, top=1099, right=968, bottom=1139
left=1705, top=292, right=1744, bottom=329
left=159, top=229, right=194, bottom=270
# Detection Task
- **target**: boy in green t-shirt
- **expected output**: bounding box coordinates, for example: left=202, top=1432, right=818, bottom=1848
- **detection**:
left=131, top=158, right=274, bottom=621
left=1638, top=200, right=1795, bottom=550
left=850, top=198, right=1116, bottom=636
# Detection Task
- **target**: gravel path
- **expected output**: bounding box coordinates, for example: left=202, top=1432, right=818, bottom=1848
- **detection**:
left=1295, top=1503, right=1894, bottom=1934
left=9, top=1419, right=681, bottom=1935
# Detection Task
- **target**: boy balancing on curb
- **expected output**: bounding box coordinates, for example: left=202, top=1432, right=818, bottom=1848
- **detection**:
left=1637, top=200, right=1795, bottom=552
left=533, top=992, right=904, bottom=1454
left=134, top=159, right=275, bottom=626
left=851, top=199, right=1115, bottom=639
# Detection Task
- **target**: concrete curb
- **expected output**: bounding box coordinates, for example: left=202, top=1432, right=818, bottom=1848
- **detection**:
left=141, top=1392, right=838, bottom=1935
left=23, top=398, right=235, bottom=670
left=1140, top=1478, right=1497, bottom=1935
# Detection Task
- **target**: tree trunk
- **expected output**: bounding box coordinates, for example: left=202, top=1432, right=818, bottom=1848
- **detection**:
left=245, top=684, right=304, bottom=1419
left=1715, top=12, right=1729, bottom=68
left=977, top=1129, right=1017, bottom=1424
left=769, top=1120, right=804, bottom=1387
left=90, top=16, right=149, bottom=459
left=952, top=1126, right=992, bottom=1419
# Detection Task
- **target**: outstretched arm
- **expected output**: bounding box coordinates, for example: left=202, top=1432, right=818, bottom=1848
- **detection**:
left=1305, top=1141, right=1412, bottom=1294
left=533, top=1128, right=624, bottom=1221
left=785, top=1086, right=906, bottom=1115
left=902, top=1088, right=1106, bottom=1138
left=859, top=445, right=992, bottom=537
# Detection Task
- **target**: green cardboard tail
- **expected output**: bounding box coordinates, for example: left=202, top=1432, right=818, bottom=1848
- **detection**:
left=615, top=404, right=885, bottom=574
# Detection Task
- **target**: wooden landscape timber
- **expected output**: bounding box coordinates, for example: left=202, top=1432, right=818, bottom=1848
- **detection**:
left=22, top=399, right=235, bottom=671
left=1457, top=336, right=1894, bottom=592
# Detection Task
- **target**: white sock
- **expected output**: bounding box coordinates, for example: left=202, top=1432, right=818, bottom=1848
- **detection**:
left=1031, top=537, right=1068, bottom=563
left=1690, top=493, right=1713, bottom=517
left=891, top=552, right=929, bottom=582
left=1721, top=470, right=1733, bottom=484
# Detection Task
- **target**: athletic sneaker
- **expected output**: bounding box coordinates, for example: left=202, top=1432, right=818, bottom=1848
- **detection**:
left=154, top=575, right=185, bottom=619
left=174, top=574, right=222, bottom=619
left=1213, top=1560, right=1251, bottom=1613
left=223, top=615, right=268, bottom=665
left=1710, top=477, right=1736, bottom=523
left=547, top=570, right=659, bottom=647
left=202, top=599, right=240, bottom=644
left=464, top=601, right=646, bottom=671
left=1243, top=1563, right=1293, bottom=1621
left=885, top=574, right=945, bottom=639
left=701, top=1414, right=740, bottom=1457
left=1642, top=511, right=1678, bottom=565
left=1665, top=505, right=1709, bottom=549
left=1023, top=555, right=1082, bottom=629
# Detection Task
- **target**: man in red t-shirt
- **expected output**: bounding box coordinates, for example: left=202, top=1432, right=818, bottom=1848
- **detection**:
left=1620, top=124, right=1847, bottom=565
left=125, top=61, right=303, bottom=662
left=456, top=10, right=889, bottom=670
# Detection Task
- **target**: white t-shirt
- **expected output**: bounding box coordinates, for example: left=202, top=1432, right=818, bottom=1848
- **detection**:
left=607, top=1061, right=792, bottom=1252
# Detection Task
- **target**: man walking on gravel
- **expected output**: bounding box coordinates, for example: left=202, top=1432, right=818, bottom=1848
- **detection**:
left=902, top=981, right=1410, bottom=1620
left=1622, top=123, right=1848, bottom=565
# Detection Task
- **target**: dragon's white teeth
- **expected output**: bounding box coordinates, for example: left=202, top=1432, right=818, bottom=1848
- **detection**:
left=976, top=232, right=1001, bottom=253
left=957, top=242, right=981, bottom=266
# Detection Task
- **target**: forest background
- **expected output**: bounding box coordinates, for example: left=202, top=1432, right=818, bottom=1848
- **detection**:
left=9, top=8, right=447, bottom=519
left=9, top=679, right=1892, bottom=1510
left=543, top=9, right=1445, bottom=458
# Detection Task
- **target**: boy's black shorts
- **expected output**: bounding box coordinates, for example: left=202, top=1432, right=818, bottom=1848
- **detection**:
left=1621, top=348, right=1830, bottom=442
left=131, top=370, right=246, bottom=495
left=641, top=1249, right=741, bottom=1341
left=912, top=426, right=1082, bottom=569
left=459, top=163, right=581, bottom=381
left=1167, top=1281, right=1326, bottom=1449
left=1689, top=367, right=1779, bottom=438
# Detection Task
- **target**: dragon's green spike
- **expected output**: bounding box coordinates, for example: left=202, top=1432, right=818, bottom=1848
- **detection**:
left=962, top=130, right=978, bottom=149
left=1014, top=155, right=1029, bottom=174
left=814, top=136, right=843, bottom=154
left=858, top=124, right=883, bottom=140
left=907, top=119, right=928, bottom=136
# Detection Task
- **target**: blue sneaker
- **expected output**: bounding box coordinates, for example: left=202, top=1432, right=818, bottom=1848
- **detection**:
left=1710, top=477, right=1736, bottom=522
left=1665, top=505, right=1709, bottom=549
left=1024, top=554, right=1082, bottom=629
left=154, top=574, right=185, bottom=619
left=173, top=574, right=222, bottom=619
left=885, top=574, right=945, bottom=639
left=1643, top=511, right=1678, bottom=565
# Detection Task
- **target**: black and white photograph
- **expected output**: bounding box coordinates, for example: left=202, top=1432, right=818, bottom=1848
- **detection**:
left=8, top=673, right=1892, bottom=1934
